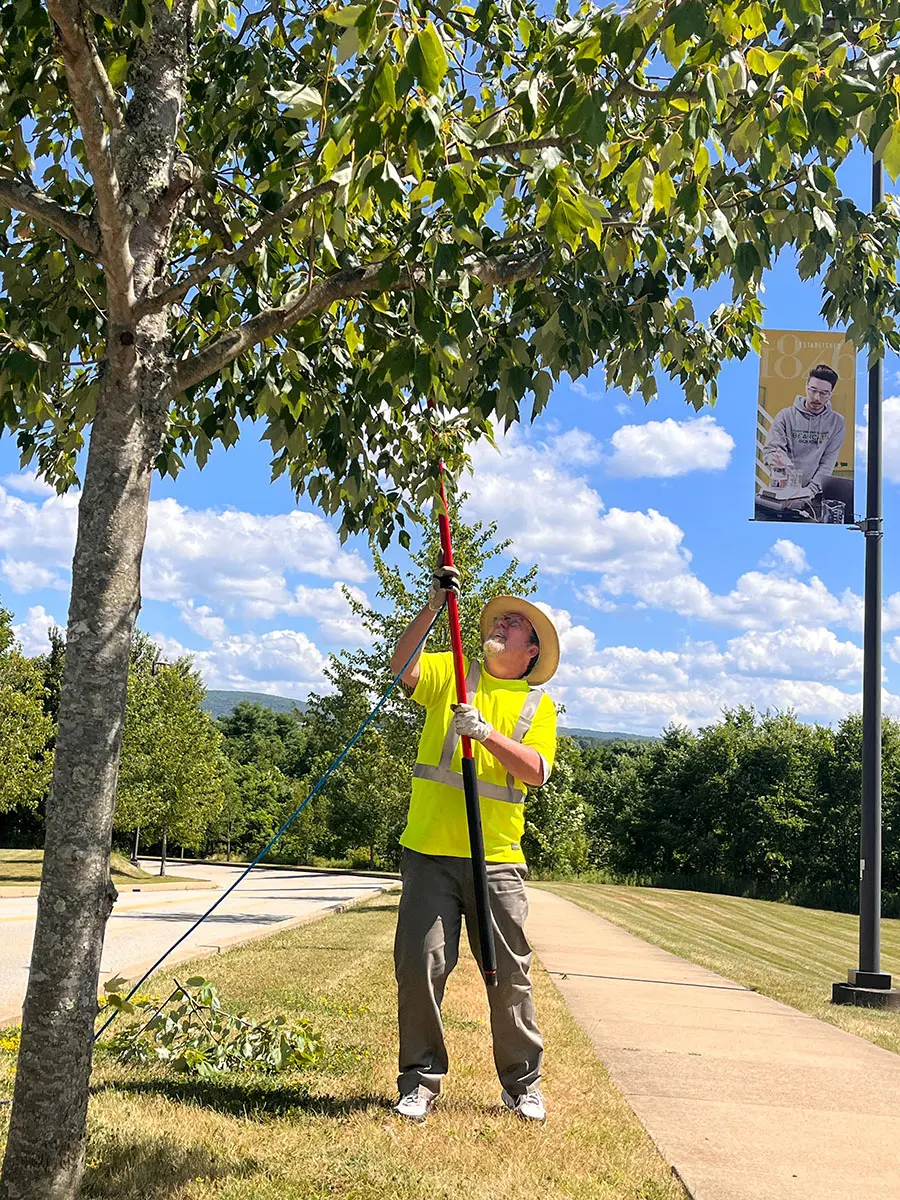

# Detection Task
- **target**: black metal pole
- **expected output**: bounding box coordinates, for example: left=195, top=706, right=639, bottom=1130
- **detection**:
left=833, top=157, right=899, bottom=1008
left=860, top=158, right=883, bottom=973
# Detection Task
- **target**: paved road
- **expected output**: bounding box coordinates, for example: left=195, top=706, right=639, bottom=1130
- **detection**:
left=0, top=861, right=398, bottom=1024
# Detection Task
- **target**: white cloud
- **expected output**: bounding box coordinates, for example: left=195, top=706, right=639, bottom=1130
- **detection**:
left=0, top=485, right=368, bottom=626
left=542, top=605, right=879, bottom=735
left=176, top=601, right=229, bottom=643
left=1, top=558, right=68, bottom=593
left=859, top=394, right=900, bottom=484
left=466, top=430, right=690, bottom=579
left=11, top=606, right=59, bottom=656
left=0, top=471, right=55, bottom=498
left=464, top=426, right=895, bottom=636
left=725, top=625, right=863, bottom=683
left=156, top=628, right=330, bottom=698
left=761, top=539, right=810, bottom=575
left=606, top=415, right=734, bottom=478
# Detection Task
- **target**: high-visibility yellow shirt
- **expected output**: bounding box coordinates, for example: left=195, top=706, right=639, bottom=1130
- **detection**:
left=399, top=652, right=558, bottom=863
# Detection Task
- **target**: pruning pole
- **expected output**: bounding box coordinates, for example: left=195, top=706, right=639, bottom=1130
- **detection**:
left=430, top=407, right=498, bottom=988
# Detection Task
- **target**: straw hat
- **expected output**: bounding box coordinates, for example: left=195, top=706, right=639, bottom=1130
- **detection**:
left=479, top=596, right=560, bottom=686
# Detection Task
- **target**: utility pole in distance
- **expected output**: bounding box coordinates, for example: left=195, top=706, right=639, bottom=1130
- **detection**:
left=833, top=157, right=900, bottom=1011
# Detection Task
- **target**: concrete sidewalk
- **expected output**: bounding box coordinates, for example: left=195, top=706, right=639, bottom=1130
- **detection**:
left=526, top=886, right=900, bottom=1200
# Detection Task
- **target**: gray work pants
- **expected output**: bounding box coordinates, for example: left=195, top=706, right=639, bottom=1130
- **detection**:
left=394, top=848, right=543, bottom=1100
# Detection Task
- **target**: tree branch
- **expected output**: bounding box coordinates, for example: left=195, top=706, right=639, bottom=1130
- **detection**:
left=45, top=0, right=133, bottom=319
left=168, top=248, right=551, bottom=398
left=471, top=135, right=576, bottom=160
left=135, top=180, right=337, bottom=317
left=0, top=174, right=100, bottom=255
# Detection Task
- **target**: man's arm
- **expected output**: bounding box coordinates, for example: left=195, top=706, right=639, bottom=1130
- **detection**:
left=451, top=704, right=547, bottom=787
left=762, top=408, right=791, bottom=465
left=390, top=605, right=435, bottom=689
left=481, top=730, right=545, bottom=788
left=809, top=418, right=845, bottom=491
left=389, top=561, right=460, bottom=687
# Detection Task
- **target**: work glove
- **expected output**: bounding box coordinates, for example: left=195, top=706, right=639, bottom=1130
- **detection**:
left=427, top=558, right=461, bottom=611
left=450, top=702, right=492, bottom=743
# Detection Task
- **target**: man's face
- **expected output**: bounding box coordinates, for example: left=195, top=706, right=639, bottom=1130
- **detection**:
left=485, top=611, right=537, bottom=662
left=804, top=377, right=833, bottom=414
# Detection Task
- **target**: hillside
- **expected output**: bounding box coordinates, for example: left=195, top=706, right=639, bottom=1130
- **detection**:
left=202, top=689, right=652, bottom=742
left=202, top=689, right=308, bottom=719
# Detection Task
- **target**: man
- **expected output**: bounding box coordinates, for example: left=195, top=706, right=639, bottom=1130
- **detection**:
left=389, top=563, right=559, bottom=1124
left=761, top=364, right=848, bottom=512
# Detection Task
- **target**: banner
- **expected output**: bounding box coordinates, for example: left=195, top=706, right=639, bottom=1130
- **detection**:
left=754, top=330, right=856, bottom=524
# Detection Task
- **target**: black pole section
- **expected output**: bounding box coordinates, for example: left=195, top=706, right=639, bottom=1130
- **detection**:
left=461, top=756, right=497, bottom=984
left=860, top=173, right=883, bottom=975
left=833, top=157, right=900, bottom=1009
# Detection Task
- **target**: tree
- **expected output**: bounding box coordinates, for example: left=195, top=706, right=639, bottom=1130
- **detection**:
left=115, top=649, right=226, bottom=874
left=0, top=622, right=54, bottom=821
left=4, top=0, right=900, bottom=1193
left=217, top=701, right=308, bottom=779
left=0, top=602, right=54, bottom=848
left=522, top=735, right=590, bottom=875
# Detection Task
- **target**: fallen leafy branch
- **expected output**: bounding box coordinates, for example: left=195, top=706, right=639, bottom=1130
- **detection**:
left=100, top=975, right=323, bottom=1079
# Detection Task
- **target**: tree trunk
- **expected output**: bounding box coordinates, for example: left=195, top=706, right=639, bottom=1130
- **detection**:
left=132, top=825, right=141, bottom=864
left=226, top=825, right=232, bottom=863
left=0, top=375, right=160, bottom=1200
left=159, top=827, right=167, bottom=877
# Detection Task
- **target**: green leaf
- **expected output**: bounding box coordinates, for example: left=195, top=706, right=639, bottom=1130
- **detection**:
left=883, top=122, right=900, bottom=183
left=323, top=3, right=365, bottom=26
left=652, top=170, right=677, bottom=214
left=269, top=85, right=322, bottom=118
left=711, top=208, right=737, bottom=252
left=107, top=55, right=129, bottom=88
left=336, top=25, right=360, bottom=64
left=408, top=22, right=448, bottom=94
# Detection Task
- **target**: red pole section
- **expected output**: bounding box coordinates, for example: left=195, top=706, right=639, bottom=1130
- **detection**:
left=429, top=412, right=498, bottom=986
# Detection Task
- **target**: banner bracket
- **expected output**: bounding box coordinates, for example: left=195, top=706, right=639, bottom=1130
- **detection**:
left=852, top=517, right=883, bottom=538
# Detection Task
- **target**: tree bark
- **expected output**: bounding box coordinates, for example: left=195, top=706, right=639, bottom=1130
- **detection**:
left=159, top=826, right=167, bottom=877
left=132, top=825, right=141, bottom=864
left=0, top=369, right=161, bottom=1200
left=0, top=2, right=194, bottom=1196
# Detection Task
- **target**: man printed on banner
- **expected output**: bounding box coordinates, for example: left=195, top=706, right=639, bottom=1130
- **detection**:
left=761, top=364, right=851, bottom=513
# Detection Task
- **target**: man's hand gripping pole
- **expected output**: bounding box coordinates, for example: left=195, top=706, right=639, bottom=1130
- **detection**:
left=430, top=406, right=498, bottom=988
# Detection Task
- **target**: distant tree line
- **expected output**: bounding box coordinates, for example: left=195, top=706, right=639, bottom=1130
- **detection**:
left=0, top=509, right=891, bottom=913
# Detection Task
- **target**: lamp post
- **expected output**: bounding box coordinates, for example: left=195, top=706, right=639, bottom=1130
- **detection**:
left=832, top=157, right=900, bottom=1011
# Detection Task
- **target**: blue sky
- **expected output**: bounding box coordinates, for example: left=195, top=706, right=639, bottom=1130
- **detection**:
left=2, top=149, right=899, bottom=735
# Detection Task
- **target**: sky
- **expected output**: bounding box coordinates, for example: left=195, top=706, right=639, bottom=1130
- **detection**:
left=3, top=153, right=900, bottom=736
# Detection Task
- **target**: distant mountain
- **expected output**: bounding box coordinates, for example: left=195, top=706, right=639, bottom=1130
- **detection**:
left=202, top=688, right=652, bottom=742
left=202, top=689, right=308, bottom=719
left=560, top=726, right=656, bottom=745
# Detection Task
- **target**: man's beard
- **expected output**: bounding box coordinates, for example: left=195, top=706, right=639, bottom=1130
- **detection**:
left=483, top=637, right=505, bottom=657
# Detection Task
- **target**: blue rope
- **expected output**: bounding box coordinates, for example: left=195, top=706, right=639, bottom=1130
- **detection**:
left=95, top=608, right=441, bottom=1040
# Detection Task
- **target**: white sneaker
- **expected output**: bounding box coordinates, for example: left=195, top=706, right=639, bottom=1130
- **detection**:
left=394, top=1087, right=435, bottom=1122
left=501, top=1088, right=546, bottom=1122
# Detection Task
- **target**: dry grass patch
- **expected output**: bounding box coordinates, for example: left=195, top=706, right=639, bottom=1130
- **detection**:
left=0, top=850, right=202, bottom=888
left=1, top=894, right=685, bottom=1200
left=540, top=882, right=900, bottom=1054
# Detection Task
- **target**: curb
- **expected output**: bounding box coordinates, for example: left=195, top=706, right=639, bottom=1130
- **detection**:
left=141, top=857, right=402, bottom=883
left=0, top=882, right=401, bottom=1031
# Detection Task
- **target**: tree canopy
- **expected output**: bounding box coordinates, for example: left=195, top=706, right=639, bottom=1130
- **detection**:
left=3, top=0, right=900, bottom=539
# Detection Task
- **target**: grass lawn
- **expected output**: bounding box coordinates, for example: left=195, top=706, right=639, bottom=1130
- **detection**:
left=0, top=850, right=202, bottom=888
left=0, top=894, right=684, bottom=1200
left=538, top=882, right=900, bottom=1055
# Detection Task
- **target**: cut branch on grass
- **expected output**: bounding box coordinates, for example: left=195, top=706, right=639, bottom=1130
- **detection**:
left=0, top=174, right=100, bottom=256
left=167, top=247, right=552, bottom=397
